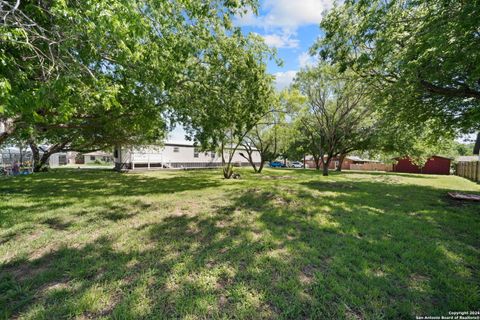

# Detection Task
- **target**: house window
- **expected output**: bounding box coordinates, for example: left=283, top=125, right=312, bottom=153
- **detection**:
left=211, top=152, right=215, bottom=159
left=90, top=156, right=95, bottom=161
left=114, top=148, right=119, bottom=158
left=59, top=155, right=67, bottom=165
left=193, top=148, right=199, bottom=158
left=173, top=147, right=180, bottom=153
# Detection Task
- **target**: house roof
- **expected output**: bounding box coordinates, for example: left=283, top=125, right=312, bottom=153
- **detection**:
left=303, top=155, right=379, bottom=162
left=394, top=155, right=453, bottom=161
left=83, top=151, right=112, bottom=157
left=346, top=156, right=379, bottom=163
left=164, top=142, right=258, bottom=151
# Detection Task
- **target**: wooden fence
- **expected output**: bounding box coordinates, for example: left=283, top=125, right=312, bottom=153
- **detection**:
left=457, top=161, right=480, bottom=182
left=350, top=163, right=393, bottom=172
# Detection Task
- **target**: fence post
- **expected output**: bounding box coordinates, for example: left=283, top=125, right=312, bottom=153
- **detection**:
left=474, top=161, right=477, bottom=181
left=477, top=161, right=480, bottom=182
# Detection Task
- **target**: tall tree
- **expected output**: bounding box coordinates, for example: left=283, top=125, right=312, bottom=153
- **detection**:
left=294, top=64, right=376, bottom=176
left=240, top=93, right=291, bottom=173
left=313, top=0, right=480, bottom=134
left=0, top=0, right=262, bottom=170
left=174, top=32, right=275, bottom=178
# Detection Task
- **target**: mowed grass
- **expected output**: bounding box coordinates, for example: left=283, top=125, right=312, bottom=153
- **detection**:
left=0, top=168, right=479, bottom=319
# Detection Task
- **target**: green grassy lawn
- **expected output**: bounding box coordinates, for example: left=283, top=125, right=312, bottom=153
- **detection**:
left=0, top=169, right=479, bottom=319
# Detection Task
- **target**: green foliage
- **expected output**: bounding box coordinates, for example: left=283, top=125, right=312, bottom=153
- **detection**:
left=240, top=91, right=294, bottom=173
left=314, top=0, right=480, bottom=134
left=170, top=31, right=275, bottom=177
left=0, top=0, right=263, bottom=154
left=292, top=63, right=379, bottom=174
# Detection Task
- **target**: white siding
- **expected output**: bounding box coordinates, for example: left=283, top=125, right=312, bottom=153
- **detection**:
left=115, top=144, right=262, bottom=170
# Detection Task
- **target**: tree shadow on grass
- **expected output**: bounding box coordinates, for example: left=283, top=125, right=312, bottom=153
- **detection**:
left=0, top=169, right=221, bottom=229
left=1, top=236, right=133, bottom=319
left=0, top=169, right=221, bottom=199
left=218, top=181, right=480, bottom=319
left=1, top=213, right=284, bottom=319
left=0, top=172, right=478, bottom=319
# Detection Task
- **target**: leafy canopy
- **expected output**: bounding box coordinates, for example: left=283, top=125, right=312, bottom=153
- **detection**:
left=313, top=0, right=480, bottom=134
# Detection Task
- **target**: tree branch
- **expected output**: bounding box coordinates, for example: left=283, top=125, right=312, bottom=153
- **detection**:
left=420, top=80, right=480, bottom=99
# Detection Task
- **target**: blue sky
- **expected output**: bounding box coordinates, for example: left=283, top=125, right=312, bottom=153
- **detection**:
left=234, top=0, right=333, bottom=90
left=170, top=0, right=332, bottom=142
left=169, top=0, right=333, bottom=142
left=170, top=1, right=475, bottom=144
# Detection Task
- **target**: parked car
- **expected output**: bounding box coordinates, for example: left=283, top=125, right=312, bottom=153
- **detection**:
left=290, top=161, right=305, bottom=168
left=269, top=161, right=286, bottom=168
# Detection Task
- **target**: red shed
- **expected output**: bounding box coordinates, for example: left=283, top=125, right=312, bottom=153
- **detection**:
left=393, top=156, right=451, bottom=175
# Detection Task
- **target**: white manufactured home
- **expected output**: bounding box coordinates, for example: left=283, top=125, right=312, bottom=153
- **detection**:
left=114, top=143, right=261, bottom=170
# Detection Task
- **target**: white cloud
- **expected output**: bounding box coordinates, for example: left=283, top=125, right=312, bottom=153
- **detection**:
left=298, top=51, right=315, bottom=68
left=237, top=0, right=334, bottom=30
left=274, top=70, right=297, bottom=91
left=236, top=1, right=334, bottom=50
left=262, top=31, right=299, bottom=49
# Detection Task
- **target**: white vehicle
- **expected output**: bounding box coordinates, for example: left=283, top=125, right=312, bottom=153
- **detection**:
left=290, top=161, right=306, bottom=168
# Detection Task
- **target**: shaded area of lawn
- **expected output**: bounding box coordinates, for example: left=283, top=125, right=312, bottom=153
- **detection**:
left=0, top=169, right=479, bottom=319
left=0, top=169, right=221, bottom=229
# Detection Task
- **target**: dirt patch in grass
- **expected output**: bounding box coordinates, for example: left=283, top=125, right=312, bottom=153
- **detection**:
left=345, top=306, right=364, bottom=320
left=305, top=181, right=358, bottom=190
left=261, top=175, right=295, bottom=180
left=409, top=273, right=430, bottom=292
left=30, top=242, right=59, bottom=260
left=37, top=277, right=71, bottom=296
left=42, top=217, right=72, bottom=230
left=6, top=259, right=52, bottom=282
left=0, top=231, right=19, bottom=245
left=299, top=265, right=318, bottom=285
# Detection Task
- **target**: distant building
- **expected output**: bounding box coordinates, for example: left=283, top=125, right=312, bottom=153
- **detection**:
left=393, top=156, right=451, bottom=175
left=80, top=151, right=114, bottom=164
left=114, top=143, right=261, bottom=170
left=0, top=146, right=72, bottom=168
left=304, top=155, right=379, bottom=170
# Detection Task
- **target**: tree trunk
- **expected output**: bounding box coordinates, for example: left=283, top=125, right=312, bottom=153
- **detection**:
left=336, top=154, right=346, bottom=172
left=29, top=140, right=67, bottom=172
left=250, top=152, right=258, bottom=173
left=322, top=157, right=332, bottom=176
left=0, top=132, right=9, bottom=146
left=29, top=142, right=49, bottom=172
left=33, top=153, right=51, bottom=172
left=313, top=155, right=320, bottom=170
left=257, top=158, right=265, bottom=173
left=239, top=147, right=258, bottom=173
left=221, top=143, right=235, bottom=179
left=18, top=144, right=24, bottom=165
left=223, top=164, right=234, bottom=179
